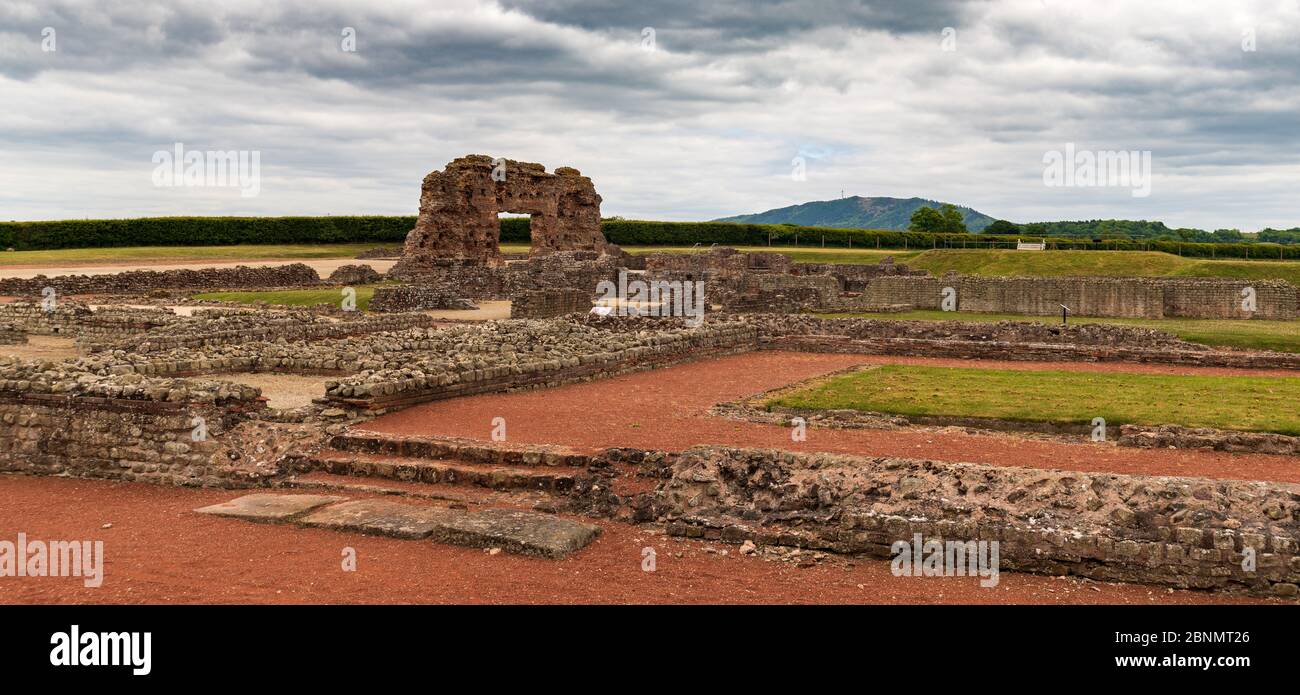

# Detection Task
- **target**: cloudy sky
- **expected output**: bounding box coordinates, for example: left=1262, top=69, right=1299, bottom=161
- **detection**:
left=3, top=0, right=1300, bottom=230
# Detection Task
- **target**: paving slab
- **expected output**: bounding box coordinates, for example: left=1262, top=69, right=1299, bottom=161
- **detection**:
left=428, top=508, right=602, bottom=559
left=298, top=499, right=454, bottom=539
left=194, top=493, right=346, bottom=522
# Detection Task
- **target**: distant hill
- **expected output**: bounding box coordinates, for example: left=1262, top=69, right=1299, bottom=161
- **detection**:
left=714, top=196, right=996, bottom=232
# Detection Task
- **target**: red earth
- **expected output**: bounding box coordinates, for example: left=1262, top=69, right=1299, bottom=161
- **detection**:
left=362, top=351, right=1300, bottom=483
left=0, top=476, right=1279, bottom=605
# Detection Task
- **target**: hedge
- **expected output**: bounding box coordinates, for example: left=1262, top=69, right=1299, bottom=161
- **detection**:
left=2, top=216, right=1297, bottom=261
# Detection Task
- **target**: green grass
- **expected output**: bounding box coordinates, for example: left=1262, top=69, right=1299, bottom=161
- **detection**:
left=770, top=364, right=1300, bottom=435
left=816, top=309, right=1300, bottom=353
left=193, top=285, right=382, bottom=311
left=906, top=249, right=1300, bottom=286
left=0, top=243, right=389, bottom=266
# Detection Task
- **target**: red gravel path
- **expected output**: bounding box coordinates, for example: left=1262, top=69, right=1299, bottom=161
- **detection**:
left=0, top=476, right=1275, bottom=605
left=363, top=351, right=1300, bottom=483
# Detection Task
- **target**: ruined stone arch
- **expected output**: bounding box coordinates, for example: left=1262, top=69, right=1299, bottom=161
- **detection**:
left=391, top=155, right=606, bottom=276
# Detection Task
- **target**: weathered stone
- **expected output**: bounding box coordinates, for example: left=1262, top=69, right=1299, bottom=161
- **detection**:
left=391, top=155, right=606, bottom=275
left=298, top=499, right=453, bottom=539
left=426, top=507, right=601, bottom=559
left=194, top=493, right=345, bottom=522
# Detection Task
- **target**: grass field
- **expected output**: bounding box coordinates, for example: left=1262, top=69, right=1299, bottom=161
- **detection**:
left=0, top=243, right=389, bottom=266
left=817, top=309, right=1300, bottom=353
left=193, top=285, right=382, bottom=311
left=769, top=364, right=1300, bottom=435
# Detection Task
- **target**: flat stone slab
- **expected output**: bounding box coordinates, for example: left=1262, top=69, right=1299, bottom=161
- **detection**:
left=194, top=493, right=346, bottom=522
left=429, top=508, right=601, bottom=559
left=298, top=499, right=453, bottom=540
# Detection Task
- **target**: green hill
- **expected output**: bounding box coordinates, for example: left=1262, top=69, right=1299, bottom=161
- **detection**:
left=714, top=196, right=996, bottom=232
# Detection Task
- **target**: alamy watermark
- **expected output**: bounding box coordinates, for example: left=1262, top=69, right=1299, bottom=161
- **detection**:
left=1, top=533, right=103, bottom=588
left=152, top=143, right=261, bottom=197
left=594, top=270, right=705, bottom=327
left=1043, top=143, right=1151, bottom=198
left=891, top=533, right=1000, bottom=588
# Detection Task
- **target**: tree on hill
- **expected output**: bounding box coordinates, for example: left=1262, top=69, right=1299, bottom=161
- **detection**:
left=939, top=204, right=968, bottom=233
left=984, top=219, right=1020, bottom=235
left=908, top=205, right=944, bottom=233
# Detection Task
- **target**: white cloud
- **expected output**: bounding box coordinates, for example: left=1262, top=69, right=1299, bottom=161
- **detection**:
left=2, top=0, right=1300, bottom=231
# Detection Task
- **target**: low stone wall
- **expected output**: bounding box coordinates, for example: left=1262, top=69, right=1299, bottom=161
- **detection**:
left=369, top=285, right=478, bottom=312
left=390, top=252, right=620, bottom=300
left=653, top=447, right=1300, bottom=595
left=856, top=275, right=1299, bottom=320
left=1154, top=278, right=1297, bottom=320
left=1119, top=424, right=1300, bottom=455
left=326, top=264, right=383, bottom=285
left=510, top=288, right=592, bottom=318
left=0, top=323, right=27, bottom=345
left=325, top=318, right=759, bottom=411
left=0, top=302, right=182, bottom=339
left=0, top=263, right=323, bottom=297
left=87, top=312, right=435, bottom=354
left=742, top=315, right=1204, bottom=349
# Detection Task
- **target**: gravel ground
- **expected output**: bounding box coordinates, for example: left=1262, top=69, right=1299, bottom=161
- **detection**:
left=0, top=335, right=79, bottom=361
left=215, top=372, right=333, bottom=409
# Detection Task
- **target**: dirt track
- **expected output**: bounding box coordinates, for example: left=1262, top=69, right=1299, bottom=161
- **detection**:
left=363, top=351, right=1300, bottom=483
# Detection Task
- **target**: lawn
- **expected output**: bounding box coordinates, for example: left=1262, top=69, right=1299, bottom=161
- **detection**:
left=816, top=309, right=1300, bottom=353
left=0, top=243, right=391, bottom=266
left=193, top=285, right=382, bottom=311
left=769, top=364, right=1300, bottom=435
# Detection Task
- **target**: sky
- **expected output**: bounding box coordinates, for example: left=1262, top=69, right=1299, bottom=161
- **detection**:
left=3, top=0, right=1300, bottom=231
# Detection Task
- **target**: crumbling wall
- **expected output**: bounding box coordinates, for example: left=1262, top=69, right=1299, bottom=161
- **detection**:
left=325, top=317, right=759, bottom=411
left=385, top=251, right=619, bottom=301
left=510, top=288, right=592, bottom=318
left=0, top=302, right=182, bottom=338
left=390, top=155, right=605, bottom=274
left=0, top=263, right=322, bottom=297
left=369, top=286, right=478, bottom=312
left=655, top=447, right=1300, bottom=596
left=855, top=275, right=1299, bottom=320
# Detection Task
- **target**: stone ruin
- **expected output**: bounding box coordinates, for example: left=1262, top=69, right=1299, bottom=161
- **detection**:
left=390, top=155, right=606, bottom=276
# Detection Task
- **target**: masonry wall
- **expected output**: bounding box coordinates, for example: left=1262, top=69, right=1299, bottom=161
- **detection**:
left=0, top=302, right=182, bottom=338
left=856, top=275, right=1300, bottom=319
left=369, top=286, right=477, bottom=312
left=326, top=322, right=759, bottom=411
left=957, top=277, right=1164, bottom=318
left=0, top=263, right=323, bottom=297
left=656, top=447, right=1300, bottom=596
left=0, top=395, right=268, bottom=487
left=510, top=288, right=592, bottom=318
left=1154, top=278, right=1297, bottom=320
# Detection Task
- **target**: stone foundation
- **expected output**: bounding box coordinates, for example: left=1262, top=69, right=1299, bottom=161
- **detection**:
left=369, top=286, right=478, bottom=312
left=0, top=263, right=323, bottom=297
left=510, top=288, right=591, bottom=318
left=654, top=446, right=1300, bottom=596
